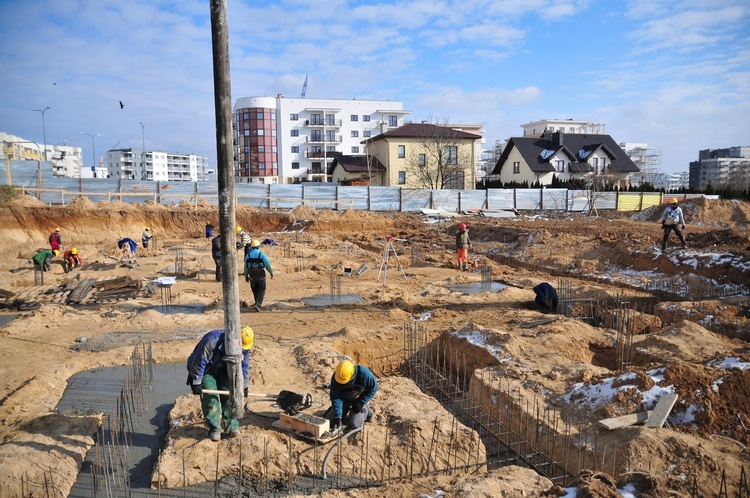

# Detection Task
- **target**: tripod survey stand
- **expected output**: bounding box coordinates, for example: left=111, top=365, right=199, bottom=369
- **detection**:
left=376, top=236, right=407, bottom=285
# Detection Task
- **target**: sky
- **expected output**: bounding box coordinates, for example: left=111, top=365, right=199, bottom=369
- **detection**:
left=1, top=0, right=748, bottom=173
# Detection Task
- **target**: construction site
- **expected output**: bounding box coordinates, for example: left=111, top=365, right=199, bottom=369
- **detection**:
left=0, top=192, right=748, bottom=497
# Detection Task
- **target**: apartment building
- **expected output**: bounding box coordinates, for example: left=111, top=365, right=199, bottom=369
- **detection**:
left=105, top=148, right=210, bottom=182
left=689, top=146, right=750, bottom=191
left=233, top=96, right=409, bottom=184
left=1, top=132, right=83, bottom=178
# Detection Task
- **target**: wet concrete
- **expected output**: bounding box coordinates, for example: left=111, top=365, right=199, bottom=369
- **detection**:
left=302, top=293, right=365, bottom=307
left=136, top=304, right=207, bottom=315
left=64, top=362, right=187, bottom=497
left=446, top=282, right=508, bottom=295
left=0, top=314, right=18, bottom=327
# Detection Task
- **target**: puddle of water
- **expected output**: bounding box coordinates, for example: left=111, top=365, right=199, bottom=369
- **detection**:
left=0, top=314, right=18, bottom=327
left=302, top=293, right=365, bottom=307
left=445, top=282, right=508, bottom=295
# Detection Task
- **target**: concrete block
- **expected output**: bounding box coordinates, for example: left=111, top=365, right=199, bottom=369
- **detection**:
left=279, top=412, right=330, bottom=439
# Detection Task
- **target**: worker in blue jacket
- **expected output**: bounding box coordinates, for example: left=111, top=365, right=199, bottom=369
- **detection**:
left=186, top=327, right=253, bottom=441
left=244, top=239, right=274, bottom=311
left=325, top=360, right=378, bottom=432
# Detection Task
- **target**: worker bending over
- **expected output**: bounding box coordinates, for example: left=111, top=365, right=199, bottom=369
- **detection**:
left=63, top=247, right=82, bottom=272
left=325, top=360, right=378, bottom=432
left=186, top=326, right=253, bottom=441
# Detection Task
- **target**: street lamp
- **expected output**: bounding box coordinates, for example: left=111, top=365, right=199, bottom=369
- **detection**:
left=80, top=131, right=100, bottom=169
left=32, top=106, right=50, bottom=161
left=139, top=122, right=146, bottom=180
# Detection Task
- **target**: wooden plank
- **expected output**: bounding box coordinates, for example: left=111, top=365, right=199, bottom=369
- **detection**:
left=599, top=411, right=652, bottom=430
left=521, top=316, right=561, bottom=328
left=646, top=393, right=679, bottom=428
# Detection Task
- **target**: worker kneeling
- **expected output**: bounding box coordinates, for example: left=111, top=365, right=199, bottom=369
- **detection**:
left=186, top=326, right=254, bottom=442
left=325, top=360, right=378, bottom=432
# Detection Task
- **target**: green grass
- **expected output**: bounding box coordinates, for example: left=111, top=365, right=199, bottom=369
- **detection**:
left=0, top=185, right=21, bottom=204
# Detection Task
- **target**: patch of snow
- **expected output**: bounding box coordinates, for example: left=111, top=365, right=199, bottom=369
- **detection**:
left=619, top=483, right=638, bottom=498
left=711, top=377, right=724, bottom=393
left=450, top=326, right=506, bottom=360
left=670, top=404, right=700, bottom=426
left=707, top=357, right=750, bottom=371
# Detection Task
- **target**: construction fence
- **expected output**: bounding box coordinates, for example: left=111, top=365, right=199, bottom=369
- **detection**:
left=1, top=160, right=713, bottom=213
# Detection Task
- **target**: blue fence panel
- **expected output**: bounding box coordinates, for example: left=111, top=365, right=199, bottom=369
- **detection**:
left=269, top=184, right=302, bottom=210
left=370, top=187, right=402, bottom=211
left=236, top=184, right=270, bottom=208
left=431, top=190, right=460, bottom=212
left=302, top=185, right=338, bottom=210
left=569, top=190, right=590, bottom=212
left=516, top=189, right=542, bottom=211
left=400, top=189, right=431, bottom=212
left=593, top=192, right=618, bottom=210
left=542, top=189, right=568, bottom=211
left=336, top=186, right=369, bottom=210
left=459, top=190, right=487, bottom=211
left=486, top=189, right=515, bottom=210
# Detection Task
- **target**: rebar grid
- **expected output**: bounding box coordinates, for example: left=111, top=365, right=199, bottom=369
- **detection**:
left=479, top=265, right=492, bottom=288
left=329, top=274, right=341, bottom=304
left=172, top=247, right=185, bottom=276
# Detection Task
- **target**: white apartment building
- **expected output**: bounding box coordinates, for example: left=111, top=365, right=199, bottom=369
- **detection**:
left=233, top=96, right=409, bottom=184
left=689, top=146, right=750, bottom=191
left=521, top=119, right=606, bottom=137
left=1, top=132, right=84, bottom=178
left=105, top=148, right=210, bottom=182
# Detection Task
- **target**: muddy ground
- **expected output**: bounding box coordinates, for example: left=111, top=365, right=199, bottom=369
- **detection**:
left=0, top=194, right=748, bottom=497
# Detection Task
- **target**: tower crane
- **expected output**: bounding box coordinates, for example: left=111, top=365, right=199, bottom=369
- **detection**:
left=300, top=73, right=308, bottom=98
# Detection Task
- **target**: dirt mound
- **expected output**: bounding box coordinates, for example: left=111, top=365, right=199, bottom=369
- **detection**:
left=6, top=194, right=46, bottom=207
left=97, top=200, right=137, bottom=212
left=64, top=196, right=97, bottom=213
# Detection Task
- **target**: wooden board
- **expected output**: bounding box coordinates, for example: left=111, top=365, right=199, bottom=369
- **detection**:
left=646, top=393, right=679, bottom=428
left=271, top=420, right=339, bottom=443
left=599, top=411, right=652, bottom=430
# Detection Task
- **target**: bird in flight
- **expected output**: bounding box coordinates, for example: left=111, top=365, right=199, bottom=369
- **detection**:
left=119, top=101, right=124, bottom=109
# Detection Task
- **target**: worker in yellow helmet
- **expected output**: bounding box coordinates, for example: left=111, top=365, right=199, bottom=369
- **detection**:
left=186, top=326, right=254, bottom=441
left=236, top=226, right=251, bottom=253
left=63, top=247, right=82, bottom=272
left=325, top=359, right=378, bottom=433
left=142, top=227, right=153, bottom=249
left=32, top=248, right=57, bottom=272
left=659, top=198, right=687, bottom=251
left=49, top=227, right=62, bottom=252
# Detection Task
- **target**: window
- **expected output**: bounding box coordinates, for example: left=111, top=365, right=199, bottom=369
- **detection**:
left=243, top=113, right=249, bottom=119
left=418, top=154, right=426, bottom=167
left=290, top=114, right=298, bottom=121
left=310, top=130, right=321, bottom=142
left=389, top=115, right=398, bottom=127
left=350, top=114, right=358, bottom=121
left=351, top=130, right=359, bottom=137
left=291, top=146, right=299, bottom=153
left=271, top=112, right=276, bottom=120
left=593, top=157, right=599, bottom=173
left=351, top=146, right=360, bottom=153
left=398, top=171, right=406, bottom=184
left=398, top=145, right=405, bottom=158
left=326, top=146, right=336, bottom=152
left=271, top=129, right=276, bottom=137
left=444, top=146, right=457, bottom=165
left=445, top=171, right=465, bottom=190
left=244, top=130, right=250, bottom=136
left=291, top=129, right=299, bottom=137
left=363, top=130, right=371, bottom=138
left=362, top=115, right=370, bottom=122
left=326, top=115, right=336, bottom=126
left=310, top=113, right=322, bottom=125
left=326, top=130, right=336, bottom=141
left=292, top=162, right=300, bottom=169
left=257, top=130, right=264, bottom=136
left=513, top=161, right=520, bottom=174
left=258, top=145, right=265, bottom=152
left=259, top=178, right=265, bottom=184
left=257, top=112, right=264, bottom=119
left=601, top=157, right=607, bottom=170
left=555, top=160, right=564, bottom=172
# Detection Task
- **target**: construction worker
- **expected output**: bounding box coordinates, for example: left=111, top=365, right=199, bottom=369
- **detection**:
left=660, top=198, right=688, bottom=251
left=236, top=226, right=252, bottom=254
left=186, top=326, right=253, bottom=441
left=455, top=222, right=472, bottom=271
left=49, top=228, right=62, bottom=252
left=325, top=360, right=378, bottom=432
left=244, top=239, right=274, bottom=311
left=205, top=222, right=214, bottom=239
left=32, top=249, right=58, bottom=272
left=63, top=247, right=82, bottom=272
left=211, top=233, right=222, bottom=282
left=141, top=227, right=153, bottom=249
left=117, top=237, right=138, bottom=267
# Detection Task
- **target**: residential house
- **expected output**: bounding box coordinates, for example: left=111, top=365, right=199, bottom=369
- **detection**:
left=363, top=122, right=480, bottom=189
left=329, top=154, right=386, bottom=186
left=492, top=131, right=639, bottom=188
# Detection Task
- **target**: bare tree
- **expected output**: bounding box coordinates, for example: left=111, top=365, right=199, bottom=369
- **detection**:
left=585, top=171, right=621, bottom=216
left=403, top=117, right=474, bottom=189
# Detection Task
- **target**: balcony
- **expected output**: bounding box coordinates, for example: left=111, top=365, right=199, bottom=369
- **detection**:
left=306, top=134, right=342, bottom=144
left=305, top=119, right=342, bottom=128
left=305, top=150, right=337, bottom=160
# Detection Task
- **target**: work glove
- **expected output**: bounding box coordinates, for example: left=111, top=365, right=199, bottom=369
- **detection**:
left=331, top=417, right=342, bottom=430
left=191, top=382, right=203, bottom=396
left=681, top=225, right=685, bottom=230
left=186, top=374, right=192, bottom=386
left=352, top=400, right=365, bottom=413
left=244, top=275, right=250, bottom=282
left=270, top=274, right=274, bottom=279
left=243, top=387, right=249, bottom=397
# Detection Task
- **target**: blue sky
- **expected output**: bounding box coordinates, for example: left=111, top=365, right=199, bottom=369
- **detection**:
left=1, top=0, right=748, bottom=173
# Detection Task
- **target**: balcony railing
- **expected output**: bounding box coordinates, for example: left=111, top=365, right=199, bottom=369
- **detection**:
left=305, top=119, right=342, bottom=128
left=305, top=150, right=337, bottom=160
left=306, top=135, right=342, bottom=144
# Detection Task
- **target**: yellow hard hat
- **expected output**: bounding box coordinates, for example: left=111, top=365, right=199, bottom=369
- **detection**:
left=146, top=226, right=151, bottom=231
left=251, top=239, right=261, bottom=248
left=71, top=247, right=78, bottom=255
left=241, top=326, right=254, bottom=350
left=52, top=250, right=59, bottom=257
left=669, top=198, right=678, bottom=205
left=236, top=226, right=243, bottom=233
left=55, top=227, right=60, bottom=232
left=334, top=360, right=355, bottom=384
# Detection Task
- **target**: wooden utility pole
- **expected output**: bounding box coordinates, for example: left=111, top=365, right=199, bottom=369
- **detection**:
left=209, top=0, right=243, bottom=420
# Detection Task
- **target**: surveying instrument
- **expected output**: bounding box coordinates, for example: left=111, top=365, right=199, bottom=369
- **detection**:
left=376, top=235, right=407, bottom=285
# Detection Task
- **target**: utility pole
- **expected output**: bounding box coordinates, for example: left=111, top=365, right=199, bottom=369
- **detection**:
left=140, top=122, right=146, bottom=180
left=32, top=107, right=50, bottom=161
left=210, top=0, right=243, bottom=419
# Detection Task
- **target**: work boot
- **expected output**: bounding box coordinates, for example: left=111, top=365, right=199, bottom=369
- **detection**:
left=209, top=429, right=221, bottom=442
left=228, top=428, right=241, bottom=438
left=462, top=264, right=468, bottom=271
left=253, top=303, right=261, bottom=312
